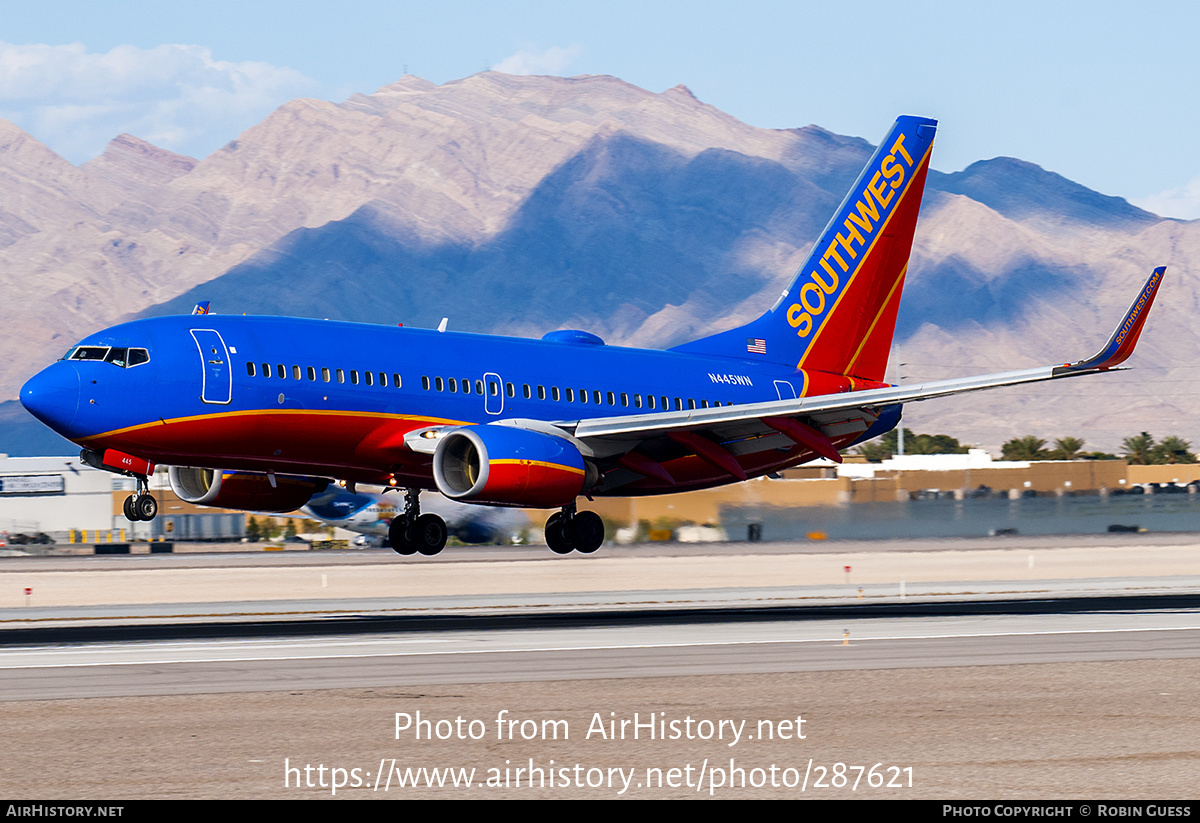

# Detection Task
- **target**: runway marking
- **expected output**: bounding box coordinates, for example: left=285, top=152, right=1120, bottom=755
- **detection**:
left=2, top=623, right=1199, bottom=669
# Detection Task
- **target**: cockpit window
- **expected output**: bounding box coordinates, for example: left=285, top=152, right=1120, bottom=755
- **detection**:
left=70, top=346, right=110, bottom=361
left=65, top=345, right=149, bottom=367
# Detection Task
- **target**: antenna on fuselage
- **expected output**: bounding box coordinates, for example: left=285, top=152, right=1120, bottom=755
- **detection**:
left=437, top=317, right=448, bottom=333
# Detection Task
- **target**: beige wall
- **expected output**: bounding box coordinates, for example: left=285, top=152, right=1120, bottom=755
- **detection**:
left=877, top=460, right=1128, bottom=495
left=1128, top=464, right=1200, bottom=484
left=536, top=460, right=1138, bottom=527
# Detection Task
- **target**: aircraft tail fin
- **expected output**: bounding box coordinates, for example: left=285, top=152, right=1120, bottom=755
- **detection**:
left=671, top=115, right=937, bottom=383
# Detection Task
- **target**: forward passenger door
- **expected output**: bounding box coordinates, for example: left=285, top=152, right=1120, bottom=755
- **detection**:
left=191, top=329, right=232, bottom=404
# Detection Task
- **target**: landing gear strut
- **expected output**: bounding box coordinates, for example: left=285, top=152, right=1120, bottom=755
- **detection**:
left=122, top=475, right=158, bottom=522
left=544, top=502, right=604, bottom=554
left=388, top=488, right=448, bottom=556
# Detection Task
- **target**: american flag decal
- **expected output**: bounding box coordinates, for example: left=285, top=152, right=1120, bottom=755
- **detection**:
left=746, top=338, right=767, bottom=354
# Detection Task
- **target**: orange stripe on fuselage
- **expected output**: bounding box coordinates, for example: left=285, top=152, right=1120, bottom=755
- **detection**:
left=78, top=408, right=470, bottom=480
left=82, top=407, right=466, bottom=442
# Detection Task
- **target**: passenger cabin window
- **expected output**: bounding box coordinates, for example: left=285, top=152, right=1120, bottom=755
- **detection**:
left=422, top=376, right=430, bottom=390
left=395, top=374, right=403, bottom=388
left=337, top=369, right=345, bottom=384
left=261, top=363, right=270, bottom=377
left=523, top=384, right=531, bottom=399
left=307, top=367, right=316, bottom=381
left=461, top=378, right=470, bottom=395
left=566, top=388, right=574, bottom=402
left=552, top=387, right=560, bottom=401
left=506, top=383, right=515, bottom=397
left=449, top=378, right=457, bottom=393
left=276, top=364, right=285, bottom=379
left=537, top=386, right=546, bottom=400
left=475, top=379, right=483, bottom=394
left=607, top=391, right=615, bottom=406
left=293, top=365, right=301, bottom=380
left=634, top=394, right=642, bottom=408
left=322, top=368, right=331, bottom=382
left=247, top=363, right=256, bottom=377
left=435, top=377, right=444, bottom=391
left=351, top=370, right=360, bottom=385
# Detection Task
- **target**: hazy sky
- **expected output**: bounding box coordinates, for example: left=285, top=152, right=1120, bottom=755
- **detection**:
left=2, top=0, right=1197, bottom=217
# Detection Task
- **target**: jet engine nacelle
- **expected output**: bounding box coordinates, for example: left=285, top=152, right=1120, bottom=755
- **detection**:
left=168, top=467, right=329, bottom=513
left=433, top=425, right=590, bottom=508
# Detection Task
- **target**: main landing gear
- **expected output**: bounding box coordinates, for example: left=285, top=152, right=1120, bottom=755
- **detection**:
left=544, top=503, right=604, bottom=555
left=389, top=488, right=448, bottom=556
left=122, top=475, right=158, bottom=522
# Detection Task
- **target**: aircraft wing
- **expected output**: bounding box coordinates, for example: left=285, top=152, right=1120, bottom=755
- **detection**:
left=557, top=266, right=1165, bottom=475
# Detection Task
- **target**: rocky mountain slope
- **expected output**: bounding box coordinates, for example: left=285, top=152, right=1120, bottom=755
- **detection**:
left=0, top=72, right=1194, bottom=456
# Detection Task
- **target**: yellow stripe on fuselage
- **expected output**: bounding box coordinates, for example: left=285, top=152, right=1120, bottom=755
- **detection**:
left=85, top=407, right=469, bottom=442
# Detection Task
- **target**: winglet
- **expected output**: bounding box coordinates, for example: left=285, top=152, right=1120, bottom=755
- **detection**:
left=1057, top=267, right=1165, bottom=374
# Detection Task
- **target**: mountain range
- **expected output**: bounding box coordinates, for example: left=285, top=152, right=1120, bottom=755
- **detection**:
left=0, top=72, right=1195, bottom=457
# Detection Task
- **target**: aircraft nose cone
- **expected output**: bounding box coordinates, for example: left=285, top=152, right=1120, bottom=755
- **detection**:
left=20, top=363, right=80, bottom=435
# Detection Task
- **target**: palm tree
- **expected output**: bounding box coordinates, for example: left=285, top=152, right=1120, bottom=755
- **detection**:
left=1152, top=435, right=1197, bottom=464
left=1002, top=436, right=1047, bottom=461
left=1051, top=437, right=1086, bottom=460
left=1122, top=432, right=1155, bottom=465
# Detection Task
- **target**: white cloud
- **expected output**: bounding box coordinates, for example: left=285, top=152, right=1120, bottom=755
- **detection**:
left=1132, top=175, right=1200, bottom=221
left=492, top=45, right=582, bottom=76
left=0, top=41, right=313, bottom=163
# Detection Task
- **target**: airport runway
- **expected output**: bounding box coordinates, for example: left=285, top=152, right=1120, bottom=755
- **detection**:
left=3, top=608, right=1200, bottom=701
left=2, top=537, right=1199, bottom=798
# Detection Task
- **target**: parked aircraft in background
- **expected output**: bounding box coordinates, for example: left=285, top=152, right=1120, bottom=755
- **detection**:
left=301, top=487, right=524, bottom=549
left=19, top=116, right=1165, bottom=556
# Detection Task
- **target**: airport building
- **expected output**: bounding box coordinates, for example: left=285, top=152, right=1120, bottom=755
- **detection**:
left=0, top=454, right=113, bottom=537
left=0, top=455, right=246, bottom=544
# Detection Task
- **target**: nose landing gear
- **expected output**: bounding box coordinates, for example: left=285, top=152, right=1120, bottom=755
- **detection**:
left=122, top=475, right=158, bottom=522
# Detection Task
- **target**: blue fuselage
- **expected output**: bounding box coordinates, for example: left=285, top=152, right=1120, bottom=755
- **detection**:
left=21, top=314, right=889, bottom=492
